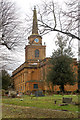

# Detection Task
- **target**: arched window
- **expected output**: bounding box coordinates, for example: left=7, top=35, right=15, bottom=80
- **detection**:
left=35, top=49, right=39, bottom=57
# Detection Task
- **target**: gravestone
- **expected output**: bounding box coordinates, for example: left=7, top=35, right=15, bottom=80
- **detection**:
left=62, top=97, right=72, bottom=103
left=35, top=90, right=45, bottom=97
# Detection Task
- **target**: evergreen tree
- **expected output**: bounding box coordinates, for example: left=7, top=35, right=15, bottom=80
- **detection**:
left=47, top=33, right=76, bottom=92
left=2, top=70, right=11, bottom=90
left=78, top=61, right=80, bottom=90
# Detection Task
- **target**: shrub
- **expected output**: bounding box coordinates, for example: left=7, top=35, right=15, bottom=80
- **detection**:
left=2, top=89, right=5, bottom=96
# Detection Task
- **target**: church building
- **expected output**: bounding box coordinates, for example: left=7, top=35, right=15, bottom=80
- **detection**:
left=12, top=7, right=78, bottom=94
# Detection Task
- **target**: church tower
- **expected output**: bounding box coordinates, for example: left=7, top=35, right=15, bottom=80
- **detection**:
left=12, top=7, right=78, bottom=94
left=25, top=7, right=46, bottom=63
left=12, top=7, right=47, bottom=94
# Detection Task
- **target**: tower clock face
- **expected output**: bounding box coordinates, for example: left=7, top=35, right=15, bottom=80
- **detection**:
left=34, top=38, right=39, bottom=43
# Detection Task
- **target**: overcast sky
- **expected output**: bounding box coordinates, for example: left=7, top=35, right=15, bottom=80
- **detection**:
left=12, top=0, right=64, bottom=57
left=13, top=0, right=77, bottom=54
left=10, top=0, right=78, bottom=72
left=14, top=0, right=65, bottom=12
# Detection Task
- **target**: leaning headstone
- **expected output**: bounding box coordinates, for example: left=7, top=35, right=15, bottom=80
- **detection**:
left=62, top=97, right=72, bottom=103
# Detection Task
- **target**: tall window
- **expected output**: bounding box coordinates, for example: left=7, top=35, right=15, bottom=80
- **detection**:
left=35, top=49, right=39, bottom=57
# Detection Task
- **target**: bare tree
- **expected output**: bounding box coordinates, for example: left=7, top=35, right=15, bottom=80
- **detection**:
left=25, top=0, right=79, bottom=41
left=0, top=0, right=26, bottom=71
left=0, top=0, right=25, bottom=50
left=62, top=0, right=79, bottom=39
left=37, top=0, right=79, bottom=40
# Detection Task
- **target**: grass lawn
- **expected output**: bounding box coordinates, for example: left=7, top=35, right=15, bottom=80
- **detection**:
left=2, top=94, right=80, bottom=118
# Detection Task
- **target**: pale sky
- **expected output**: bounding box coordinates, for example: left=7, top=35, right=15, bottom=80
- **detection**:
left=10, top=0, right=78, bottom=72
left=13, top=0, right=65, bottom=12
left=13, top=0, right=77, bottom=56
left=13, top=0, right=64, bottom=58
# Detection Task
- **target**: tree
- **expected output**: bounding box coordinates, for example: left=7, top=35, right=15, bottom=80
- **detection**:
left=25, top=0, right=79, bottom=41
left=47, top=33, right=76, bottom=92
left=2, top=70, right=12, bottom=90
left=37, top=0, right=79, bottom=40
left=78, top=61, right=80, bottom=90
left=0, top=0, right=26, bottom=71
left=0, top=0, right=24, bottom=50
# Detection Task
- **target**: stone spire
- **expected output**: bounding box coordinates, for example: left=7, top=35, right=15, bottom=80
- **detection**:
left=32, top=6, right=38, bottom=34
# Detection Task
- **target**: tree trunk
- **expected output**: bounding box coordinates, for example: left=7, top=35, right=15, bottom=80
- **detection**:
left=60, top=84, right=64, bottom=93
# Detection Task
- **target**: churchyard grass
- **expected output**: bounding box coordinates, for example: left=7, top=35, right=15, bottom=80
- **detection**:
left=2, top=94, right=79, bottom=112
left=2, top=94, right=80, bottom=118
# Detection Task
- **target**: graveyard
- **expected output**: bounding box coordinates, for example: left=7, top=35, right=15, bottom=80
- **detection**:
left=2, top=94, right=80, bottom=118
